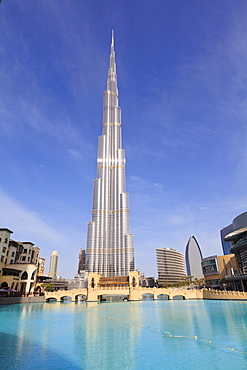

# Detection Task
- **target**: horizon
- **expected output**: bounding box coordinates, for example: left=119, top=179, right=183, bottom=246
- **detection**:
left=1, top=1, right=247, bottom=278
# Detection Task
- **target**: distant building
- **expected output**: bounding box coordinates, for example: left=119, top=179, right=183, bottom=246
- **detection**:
left=156, top=248, right=186, bottom=286
left=185, top=236, right=204, bottom=279
left=37, top=256, right=45, bottom=276
left=220, top=224, right=234, bottom=255
left=68, top=271, right=88, bottom=290
left=201, top=254, right=238, bottom=290
left=78, top=248, right=86, bottom=274
left=48, top=250, right=59, bottom=279
left=137, top=271, right=155, bottom=287
left=0, top=228, right=45, bottom=293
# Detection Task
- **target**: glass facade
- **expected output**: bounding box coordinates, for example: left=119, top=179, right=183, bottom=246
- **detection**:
left=85, top=33, right=134, bottom=277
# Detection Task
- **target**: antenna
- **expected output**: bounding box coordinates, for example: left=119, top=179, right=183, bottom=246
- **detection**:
left=112, top=29, right=114, bottom=46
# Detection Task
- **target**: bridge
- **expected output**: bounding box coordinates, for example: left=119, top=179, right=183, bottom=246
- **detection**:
left=44, top=271, right=247, bottom=302
left=45, top=286, right=204, bottom=302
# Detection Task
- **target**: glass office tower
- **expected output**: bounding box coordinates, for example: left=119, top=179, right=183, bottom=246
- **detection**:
left=185, top=236, right=204, bottom=279
left=85, top=33, right=134, bottom=277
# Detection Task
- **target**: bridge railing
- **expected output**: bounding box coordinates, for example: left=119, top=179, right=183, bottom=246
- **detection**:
left=97, top=286, right=129, bottom=290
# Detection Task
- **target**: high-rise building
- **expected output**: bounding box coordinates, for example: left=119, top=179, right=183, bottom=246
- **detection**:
left=85, top=32, right=134, bottom=277
left=48, top=250, right=59, bottom=279
left=185, top=236, right=204, bottom=279
left=78, top=248, right=86, bottom=274
left=156, top=247, right=186, bottom=285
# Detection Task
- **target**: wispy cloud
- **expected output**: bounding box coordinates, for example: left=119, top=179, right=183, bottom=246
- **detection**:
left=0, top=188, right=61, bottom=245
left=130, top=176, right=163, bottom=190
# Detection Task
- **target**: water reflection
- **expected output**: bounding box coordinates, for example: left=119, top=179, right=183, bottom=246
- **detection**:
left=0, top=300, right=247, bottom=369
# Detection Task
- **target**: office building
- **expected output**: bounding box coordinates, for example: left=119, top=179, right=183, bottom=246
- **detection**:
left=78, top=248, right=86, bottom=274
left=220, top=224, right=234, bottom=255
left=185, top=236, right=204, bottom=279
left=48, top=250, right=59, bottom=279
left=201, top=254, right=238, bottom=290
left=85, top=32, right=134, bottom=277
left=224, top=211, right=247, bottom=290
left=156, top=247, right=186, bottom=286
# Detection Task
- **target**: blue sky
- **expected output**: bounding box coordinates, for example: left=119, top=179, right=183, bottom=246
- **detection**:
left=1, top=1, right=247, bottom=278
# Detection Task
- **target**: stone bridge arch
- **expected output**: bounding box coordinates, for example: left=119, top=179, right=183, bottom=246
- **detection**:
left=157, top=294, right=169, bottom=300
left=173, top=295, right=185, bottom=300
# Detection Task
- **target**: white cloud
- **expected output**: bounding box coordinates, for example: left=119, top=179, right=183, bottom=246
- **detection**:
left=0, top=188, right=61, bottom=245
left=130, top=176, right=163, bottom=190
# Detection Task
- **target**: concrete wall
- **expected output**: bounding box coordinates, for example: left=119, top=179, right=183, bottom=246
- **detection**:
left=0, top=296, right=45, bottom=305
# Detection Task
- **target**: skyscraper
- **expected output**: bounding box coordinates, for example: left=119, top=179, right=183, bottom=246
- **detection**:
left=185, top=236, right=204, bottom=279
left=85, top=32, right=134, bottom=277
left=78, top=248, right=86, bottom=274
left=48, top=250, right=59, bottom=278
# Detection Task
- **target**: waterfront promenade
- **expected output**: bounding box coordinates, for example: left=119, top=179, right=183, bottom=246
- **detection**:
left=45, top=286, right=247, bottom=302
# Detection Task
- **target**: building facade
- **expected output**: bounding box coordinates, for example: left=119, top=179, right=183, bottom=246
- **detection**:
left=48, top=250, right=59, bottom=279
left=85, top=32, right=134, bottom=277
left=156, top=248, right=186, bottom=286
left=0, top=228, right=44, bottom=293
left=223, top=211, right=247, bottom=290
left=185, top=236, right=204, bottom=279
left=201, top=254, right=238, bottom=290
left=220, top=224, right=234, bottom=255
left=78, top=248, right=86, bottom=274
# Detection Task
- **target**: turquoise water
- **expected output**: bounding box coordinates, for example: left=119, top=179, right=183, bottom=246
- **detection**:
left=0, top=300, right=247, bottom=369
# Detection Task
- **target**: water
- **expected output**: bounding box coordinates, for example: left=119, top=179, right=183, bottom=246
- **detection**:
left=0, top=300, right=247, bottom=369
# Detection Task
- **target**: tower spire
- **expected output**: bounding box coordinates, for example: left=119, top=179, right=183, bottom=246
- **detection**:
left=111, top=29, right=114, bottom=47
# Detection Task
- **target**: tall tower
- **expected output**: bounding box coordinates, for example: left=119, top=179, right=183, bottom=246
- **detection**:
left=185, top=236, right=204, bottom=279
left=85, top=32, right=135, bottom=277
left=48, top=250, right=59, bottom=279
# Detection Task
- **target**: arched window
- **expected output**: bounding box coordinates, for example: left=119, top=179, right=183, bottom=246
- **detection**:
left=21, top=271, right=28, bottom=280
left=91, top=278, right=95, bottom=288
left=31, top=271, right=36, bottom=280
left=0, top=282, right=8, bottom=289
left=132, top=277, right=136, bottom=287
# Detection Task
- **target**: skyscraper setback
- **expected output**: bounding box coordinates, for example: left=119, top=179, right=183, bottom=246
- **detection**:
left=85, top=32, right=135, bottom=277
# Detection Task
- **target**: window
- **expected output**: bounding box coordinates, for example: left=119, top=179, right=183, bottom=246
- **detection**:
left=21, top=271, right=28, bottom=280
left=2, top=247, right=6, bottom=253
left=1, top=256, right=4, bottom=262
left=11, top=252, right=15, bottom=257
left=4, top=238, right=8, bottom=243
left=22, top=256, right=26, bottom=262
left=23, top=249, right=27, bottom=253
left=0, top=238, right=1, bottom=242
left=29, top=249, right=31, bottom=254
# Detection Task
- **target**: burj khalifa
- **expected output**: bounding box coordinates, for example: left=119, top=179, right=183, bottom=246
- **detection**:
left=85, top=32, right=135, bottom=277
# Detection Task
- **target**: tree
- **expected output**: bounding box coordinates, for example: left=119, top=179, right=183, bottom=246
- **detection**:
left=42, top=283, right=55, bottom=292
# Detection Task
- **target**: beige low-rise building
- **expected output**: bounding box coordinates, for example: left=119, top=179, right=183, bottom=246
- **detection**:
left=0, top=228, right=45, bottom=294
left=202, top=254, right=238, bottom=289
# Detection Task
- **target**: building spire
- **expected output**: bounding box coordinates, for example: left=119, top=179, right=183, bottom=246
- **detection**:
left=111, top=29, right=114, bottom=47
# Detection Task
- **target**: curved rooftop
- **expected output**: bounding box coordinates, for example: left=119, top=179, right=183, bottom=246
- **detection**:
left=224, top=227, right=247, bottom=242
